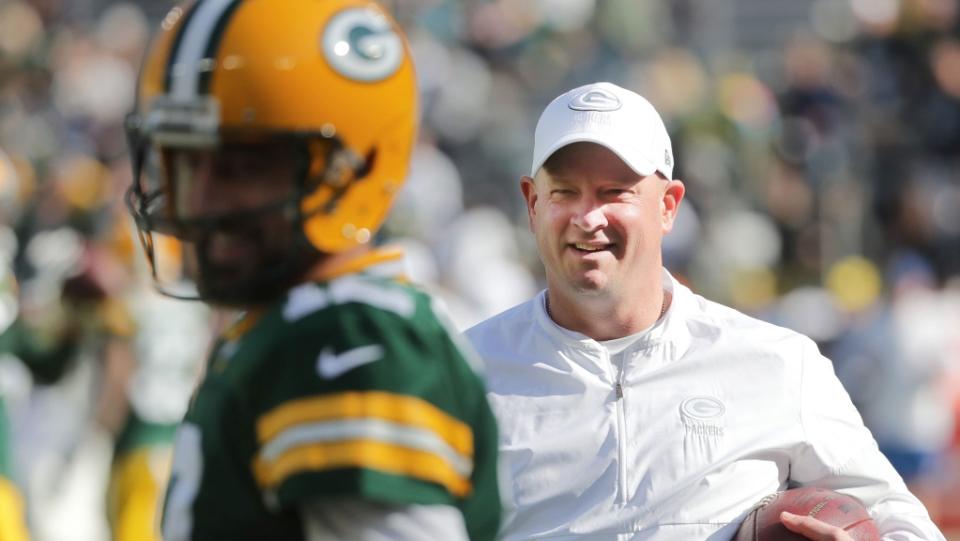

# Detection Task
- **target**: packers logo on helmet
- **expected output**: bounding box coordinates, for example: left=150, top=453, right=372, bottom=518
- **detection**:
left=322, top=7, right=404, bottom=82
left=125, top=0, right=417, bottom=305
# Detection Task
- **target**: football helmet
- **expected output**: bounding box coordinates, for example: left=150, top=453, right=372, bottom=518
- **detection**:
left=126, top=0, right=417, bottom=305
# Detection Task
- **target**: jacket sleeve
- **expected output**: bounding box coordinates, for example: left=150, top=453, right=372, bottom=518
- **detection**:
left=790, top=338, right=945, bottom=541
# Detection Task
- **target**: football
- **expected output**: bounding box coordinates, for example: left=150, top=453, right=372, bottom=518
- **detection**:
left=734, top=487, right=880, bottom=541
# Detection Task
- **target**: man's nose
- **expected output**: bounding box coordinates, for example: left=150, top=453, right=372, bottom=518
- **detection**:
left=570, top=200, right=607, bottom=232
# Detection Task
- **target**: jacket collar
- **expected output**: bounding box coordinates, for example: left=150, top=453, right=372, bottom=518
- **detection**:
left=533, top=268, right=692, bottom=359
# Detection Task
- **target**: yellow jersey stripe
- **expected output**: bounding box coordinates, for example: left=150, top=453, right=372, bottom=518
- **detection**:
left=258, top=418, right=473, bottom=477
left=252, top=439, right=472, bottom=498
left=256, top=391, right=473, bottom=457
left=222, top=307, right=265, bottom=341
left=309, top=247, right=406, bottom=282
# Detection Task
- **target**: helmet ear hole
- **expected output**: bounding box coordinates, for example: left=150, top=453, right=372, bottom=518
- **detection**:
left=313, top=143, right=375, bottom=190
left=356, top=148, right=376, bottom=180
left=305, top=139, right=333, bottom=187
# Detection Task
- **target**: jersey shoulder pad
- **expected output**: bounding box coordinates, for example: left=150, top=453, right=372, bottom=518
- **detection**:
left=246, top=278, right=483, bottom=509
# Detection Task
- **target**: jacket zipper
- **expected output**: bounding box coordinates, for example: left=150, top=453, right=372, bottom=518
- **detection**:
left=608, top=350, right=629, bottom=504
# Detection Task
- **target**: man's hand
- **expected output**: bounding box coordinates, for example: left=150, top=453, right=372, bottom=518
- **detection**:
left=781, top=511, right=855, bottom=541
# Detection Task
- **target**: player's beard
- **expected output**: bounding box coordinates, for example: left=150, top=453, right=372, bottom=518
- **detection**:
left=189, top=210, right=319, bottom=307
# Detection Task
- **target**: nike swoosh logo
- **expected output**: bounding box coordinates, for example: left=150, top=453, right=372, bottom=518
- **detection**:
left=316, top=344, right=384, bottom=379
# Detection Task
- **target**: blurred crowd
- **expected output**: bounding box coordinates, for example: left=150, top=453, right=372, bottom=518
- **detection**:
left=0, top=0, right=958, bottom=539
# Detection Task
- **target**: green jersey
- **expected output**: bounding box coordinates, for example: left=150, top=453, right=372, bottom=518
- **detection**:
left=161, top=271, right=500, bottom=541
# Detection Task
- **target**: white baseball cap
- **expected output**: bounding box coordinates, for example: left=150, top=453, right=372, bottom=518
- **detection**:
left=530, top=82, right=674, bottom=179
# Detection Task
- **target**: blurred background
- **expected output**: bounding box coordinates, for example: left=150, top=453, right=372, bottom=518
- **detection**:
left=0, top=0, right=958, bottom=539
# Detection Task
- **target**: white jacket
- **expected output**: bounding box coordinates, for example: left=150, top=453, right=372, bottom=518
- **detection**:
left=466, top=271, right=944, bottom=541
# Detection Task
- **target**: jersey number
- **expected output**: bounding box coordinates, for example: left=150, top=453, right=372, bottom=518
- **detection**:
left=162, top=423, right=203, bottom=541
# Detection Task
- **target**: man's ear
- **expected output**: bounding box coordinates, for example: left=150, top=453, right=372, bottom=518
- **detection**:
left=661, top=178, right=685, bottom=233
left=520, top=175, right=538, bottom=232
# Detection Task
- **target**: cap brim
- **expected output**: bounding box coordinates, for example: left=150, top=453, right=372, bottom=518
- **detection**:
left=531, top=132, right=659, bottom=178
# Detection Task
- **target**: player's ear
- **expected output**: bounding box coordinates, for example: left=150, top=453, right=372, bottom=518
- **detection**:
left=520, top=175, right=538, bottom=232
left=660, top=177, right=685, bottom=234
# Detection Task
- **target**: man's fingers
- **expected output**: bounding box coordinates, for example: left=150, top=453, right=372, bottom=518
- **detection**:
left=780, top=511, right=854, bottom=541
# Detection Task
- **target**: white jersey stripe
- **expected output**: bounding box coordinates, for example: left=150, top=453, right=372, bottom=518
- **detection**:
left=282, top=277, right=417, bottom=322
left=282, top=283, right=330, bottom=321
left=170, top=0, right=236, bottom=100
left=329, top=276, right=416, bottom=318
left=258, top=418, right=473, bottom=478
left=361, top=258, right=408, bottom=279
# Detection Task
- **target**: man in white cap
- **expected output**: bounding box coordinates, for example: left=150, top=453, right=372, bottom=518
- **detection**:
left=465, top=82, right=944, bottom=540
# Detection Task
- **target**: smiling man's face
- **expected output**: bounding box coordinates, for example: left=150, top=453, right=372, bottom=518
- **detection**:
left=522, top=142, right=679, bottom=302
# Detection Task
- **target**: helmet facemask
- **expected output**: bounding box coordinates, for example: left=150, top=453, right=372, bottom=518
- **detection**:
left=126, top=118, right=365, bottom=306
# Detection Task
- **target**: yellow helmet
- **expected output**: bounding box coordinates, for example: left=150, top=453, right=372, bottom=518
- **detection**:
left=126, top=0, right=417, bottom=303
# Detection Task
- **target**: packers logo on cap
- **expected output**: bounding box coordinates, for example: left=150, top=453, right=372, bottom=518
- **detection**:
left=322, top=7, right=404, bottom=82
left=568, top=88, right=622, bottom=112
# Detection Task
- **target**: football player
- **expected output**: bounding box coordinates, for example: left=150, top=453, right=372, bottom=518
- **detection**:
left=124, top=1, right=500, bottom=540
left=105, top=285, right=211, bottom=541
